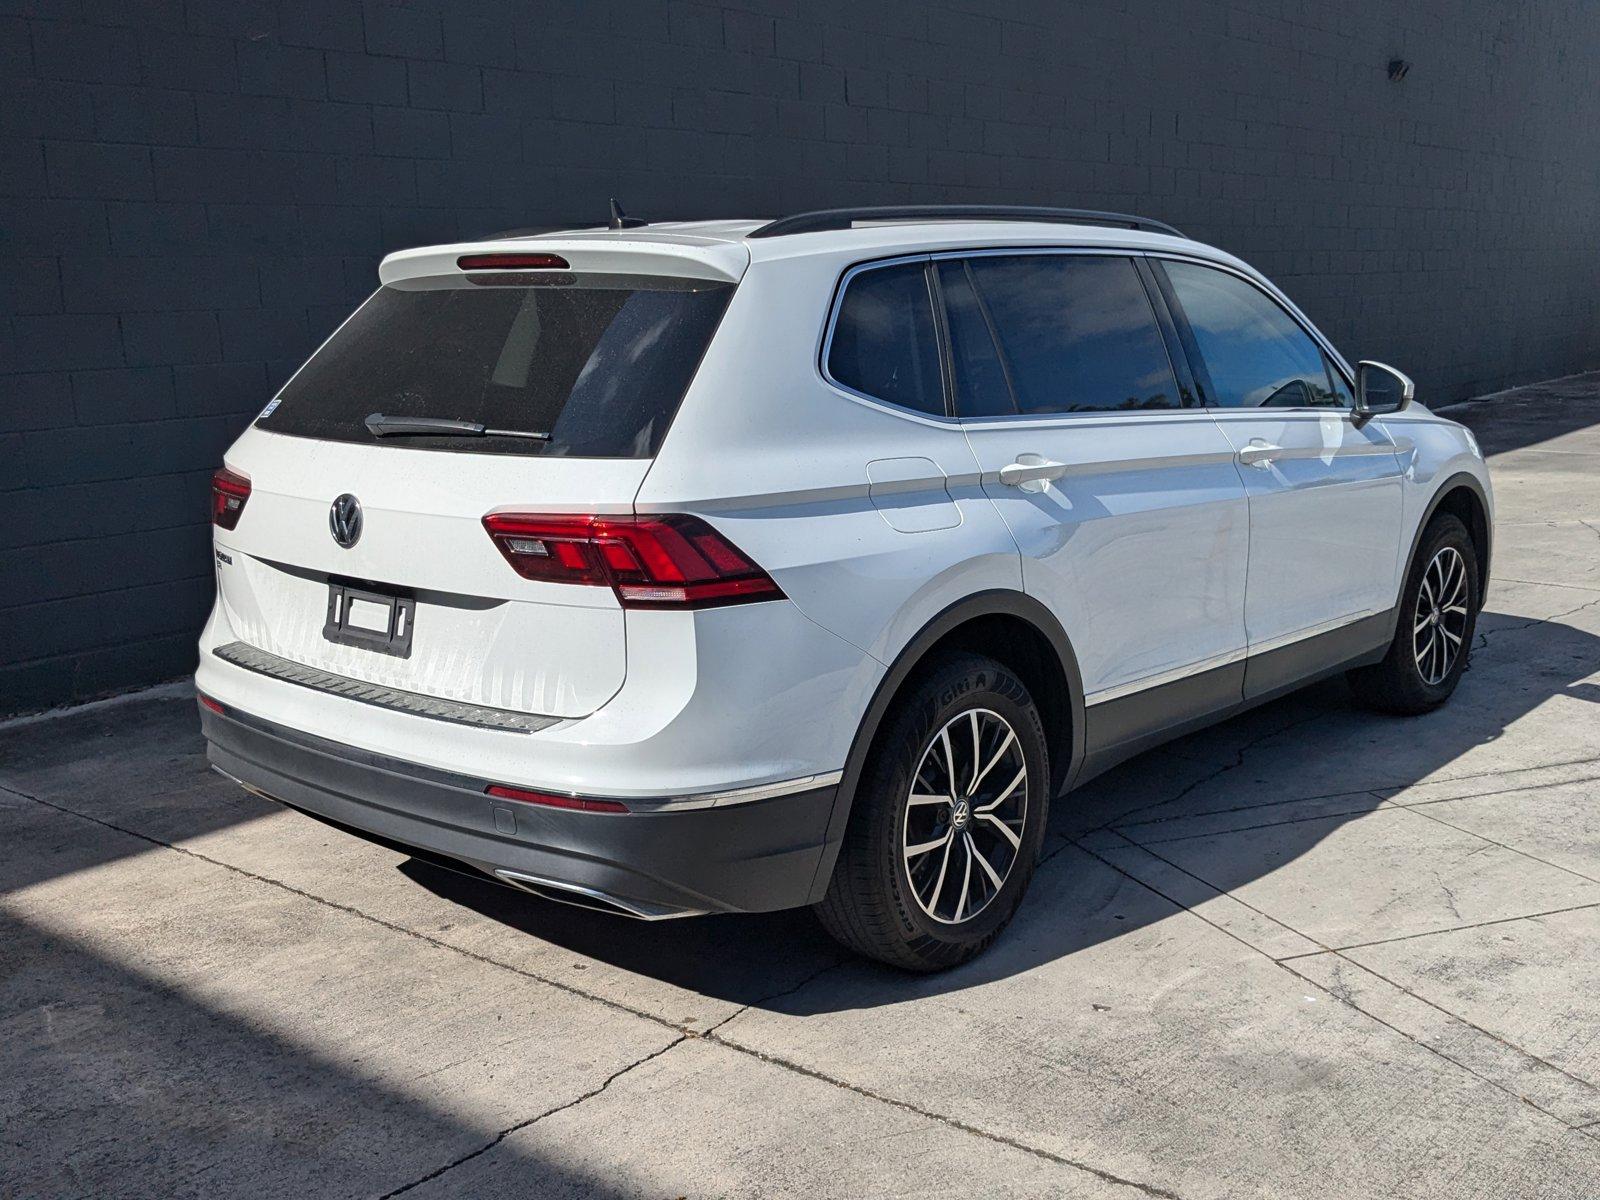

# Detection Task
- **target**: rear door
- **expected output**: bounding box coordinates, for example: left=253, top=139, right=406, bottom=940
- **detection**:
left=1153, top=257, right=1404, bottom=695
left=947, top=251, right=1251, bottom=740
left=213, top=249, right=739, bottom=719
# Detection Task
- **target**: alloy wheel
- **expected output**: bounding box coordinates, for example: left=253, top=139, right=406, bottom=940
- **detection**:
left=901, top=708, right=1028, bottom=925
left=1412, top=545, right=1469, bottom=686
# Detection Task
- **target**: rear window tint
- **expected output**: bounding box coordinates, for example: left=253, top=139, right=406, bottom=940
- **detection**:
left=963, top=255, right=1180, bottom=415
left=256, top=273, right=734, bottom=458
left=826, top=262, right=944, bottom=416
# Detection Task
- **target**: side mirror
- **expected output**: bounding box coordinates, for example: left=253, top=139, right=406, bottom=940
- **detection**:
left=1355, top=360, right=1415, bottom=419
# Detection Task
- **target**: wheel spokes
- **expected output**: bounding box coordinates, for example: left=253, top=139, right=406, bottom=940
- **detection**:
left=952, top=836, right=974, bottom=921
left=1413, top=546, right=1470, bottom=686
left=969, top=728, right=1017, bottom=796
left=975, top=765, right=1027, bottom=814
left=967, top=831, right=1005, bottom=891
left=905, top=832, right=951, bottom=861
left=902, top=707, right=1027, bottom=925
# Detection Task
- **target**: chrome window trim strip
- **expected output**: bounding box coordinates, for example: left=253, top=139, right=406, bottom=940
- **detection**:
left=814, top=244, right=1359, bottom=428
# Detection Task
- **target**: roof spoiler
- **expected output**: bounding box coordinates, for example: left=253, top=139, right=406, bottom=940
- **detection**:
left=747, top=205, right=1185, bottom=240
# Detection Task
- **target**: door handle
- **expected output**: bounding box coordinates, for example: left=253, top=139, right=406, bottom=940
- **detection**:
left=998, top=455, right=1068, bottom=493
left=1236, top=439, right=1282, bottom=469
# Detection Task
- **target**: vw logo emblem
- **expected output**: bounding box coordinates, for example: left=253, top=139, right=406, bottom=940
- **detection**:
left=329, top=493, right=363, bottom=549
left=950, top=797, right=971, bottom=831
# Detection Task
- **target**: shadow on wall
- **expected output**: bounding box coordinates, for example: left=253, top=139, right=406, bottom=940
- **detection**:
left=403, top=599, right=1600, bottom=1015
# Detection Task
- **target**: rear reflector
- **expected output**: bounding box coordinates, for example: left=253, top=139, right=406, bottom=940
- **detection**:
left=197, top=692, right=226, bottom=715
left=211, top=467, right=251, bottom=530
left=486, top=784, right=629, bottom=814
left=457, top=252, right=571, bottom=271
left=482, top=513, right=785, bottom=609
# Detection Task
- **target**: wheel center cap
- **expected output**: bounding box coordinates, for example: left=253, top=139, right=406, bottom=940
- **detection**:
left=950, top=798, right=972, bottom=831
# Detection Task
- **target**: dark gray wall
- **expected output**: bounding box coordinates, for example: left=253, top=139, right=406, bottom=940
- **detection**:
left=4, top=0, right=1599, bottom=714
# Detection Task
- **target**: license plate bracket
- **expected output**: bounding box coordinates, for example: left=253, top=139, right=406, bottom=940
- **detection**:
left=323, top=581, right=415, bottom=659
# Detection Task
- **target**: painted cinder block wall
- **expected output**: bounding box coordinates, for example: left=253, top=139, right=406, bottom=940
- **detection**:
left=3, top=0, right=1599, bottom=713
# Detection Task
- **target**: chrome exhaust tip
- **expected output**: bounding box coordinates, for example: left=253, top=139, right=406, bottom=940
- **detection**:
left=493, top=870, right=703, bottom=921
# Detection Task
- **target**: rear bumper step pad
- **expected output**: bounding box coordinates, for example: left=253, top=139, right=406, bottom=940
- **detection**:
left=212, top=641, right=559, bottom=734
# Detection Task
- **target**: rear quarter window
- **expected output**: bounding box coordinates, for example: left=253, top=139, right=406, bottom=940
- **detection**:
left=825, top=262, right=945, bottom=416
left=256, top=272, right=734, bottom=458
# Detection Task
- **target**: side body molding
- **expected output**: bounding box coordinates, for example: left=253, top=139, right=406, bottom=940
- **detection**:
left=804, top=590, right=1086, bottom=904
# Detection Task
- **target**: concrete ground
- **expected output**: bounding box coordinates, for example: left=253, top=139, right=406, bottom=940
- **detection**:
left=5, top=374, right=1600, bottom=1199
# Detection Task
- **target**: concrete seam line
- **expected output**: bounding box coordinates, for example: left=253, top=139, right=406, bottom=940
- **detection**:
left=1111, top=753, right=1600, bottom=833
left=1078, top=836, right=1600, bottom=1136
left=6, top=784, right=1182, bottom=1198
left=0, top=782, right=684, bottom=1034
left=1109, top=786, right=1379, bottom=832
left=1397, top=801, right=1600, bottom=888
left=1389, top=771, right=1600, bottom=810
left=376, top=1034, right=690, bottom=1199
left=1493, top=577, right=1600, bottom=593
left=700, top=1030, right=1186, bottom=1200
left=1127, top=802, right=1397, bottom=847
left=1278, top=900, right=1600, bottom=961
left=1293, top=947, right=1600, bottom=1106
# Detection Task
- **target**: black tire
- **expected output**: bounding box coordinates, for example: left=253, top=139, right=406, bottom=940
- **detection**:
left=815, top=653, right=1050, bottom=972
left=1347, top=513, right=1480, bottom=715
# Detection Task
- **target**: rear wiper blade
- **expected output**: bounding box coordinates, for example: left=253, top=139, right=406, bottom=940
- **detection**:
left=364, top=413, right=550, bottom=441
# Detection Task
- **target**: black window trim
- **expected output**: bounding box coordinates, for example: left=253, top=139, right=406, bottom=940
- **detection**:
left=1147, top=253, right=1357, bottom=414
left=818, top=252, right=957, bottom=423
left=817, top=245, right=1353, bottom=429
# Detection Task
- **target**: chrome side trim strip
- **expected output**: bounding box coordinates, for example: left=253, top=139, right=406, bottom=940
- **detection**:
left=1085, top=649, right=1246, bottom=707
left=212, top=641, right=560, bottom=734
left=1083, top=611, right=1383, bottom=707
left=1245, top=610, right=1383, bottom=657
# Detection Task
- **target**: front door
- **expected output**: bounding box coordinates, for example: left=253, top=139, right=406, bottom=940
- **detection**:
left=1155, top=258, right=1405, bottom=697
left=938, top=252, right=1251, bottom=755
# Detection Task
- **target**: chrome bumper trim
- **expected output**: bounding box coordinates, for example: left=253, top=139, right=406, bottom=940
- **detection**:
left=493, top=870, right=705, bottom=920
left=212, top=641, right=560, bottom=734
left=634, top=770, right=845, bottom=812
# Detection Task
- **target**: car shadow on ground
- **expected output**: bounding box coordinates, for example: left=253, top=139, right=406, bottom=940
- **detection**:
left=404, top=601, right=1600, bottom=1015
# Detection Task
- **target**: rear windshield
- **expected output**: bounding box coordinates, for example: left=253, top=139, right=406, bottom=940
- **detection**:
left=256, top=272, right=734, bottom=458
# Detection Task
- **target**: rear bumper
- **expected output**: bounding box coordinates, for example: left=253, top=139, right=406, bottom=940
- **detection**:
left=200, top=701, right=838, bottom=917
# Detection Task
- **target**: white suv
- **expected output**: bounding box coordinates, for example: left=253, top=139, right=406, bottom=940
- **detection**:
left=197, top=205, right=1492, bottom=970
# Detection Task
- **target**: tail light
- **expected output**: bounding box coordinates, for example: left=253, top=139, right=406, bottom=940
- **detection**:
left=211, top=467, right=251, bottom=530
left=487, top=784, right=629, bottom=814
left=482, top=513, right=784, bottom=609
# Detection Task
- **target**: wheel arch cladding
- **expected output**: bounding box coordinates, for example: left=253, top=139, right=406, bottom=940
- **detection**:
left=805, top=590, right=1085, bottom=904
left=1413, top=473, right=1493, bottom=607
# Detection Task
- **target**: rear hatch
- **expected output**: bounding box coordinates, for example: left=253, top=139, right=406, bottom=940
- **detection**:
left=211, top=237, right=746, bottom=719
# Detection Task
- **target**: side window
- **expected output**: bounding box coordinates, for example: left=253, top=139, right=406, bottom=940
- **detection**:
left=958, top=255, right=1180, bottom=415
left=936, top=260, right=1014, bottom=417
left=1161, top=260, right=1345, bottom=408
left=826, top=262, right=944, bottom=416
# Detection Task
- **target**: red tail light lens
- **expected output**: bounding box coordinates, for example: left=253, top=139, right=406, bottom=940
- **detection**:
left=487, top=784, right=629, bottom=814
left=457, top=253, right=571, bottom=270
left=482, top=513, right=785, bottom=609
left=211, top=467, right=251, bottom=530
